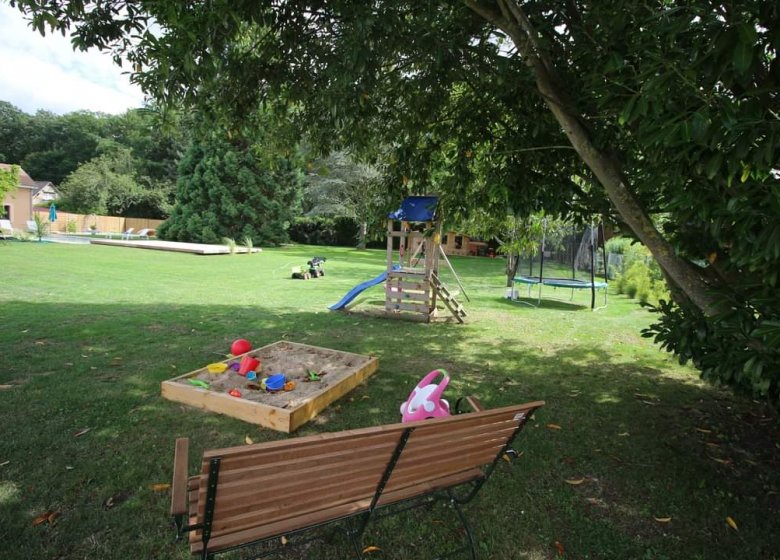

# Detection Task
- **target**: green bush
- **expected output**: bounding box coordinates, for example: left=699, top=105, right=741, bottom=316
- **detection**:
left=65, top=219, right=77, bottom=233
left=288, top=216, right=360, bottom=247
left=608, top=237, right=669, bottom=304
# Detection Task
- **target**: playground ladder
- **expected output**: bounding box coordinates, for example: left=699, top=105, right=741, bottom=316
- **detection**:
left=431, top=273, right=467, bottom=323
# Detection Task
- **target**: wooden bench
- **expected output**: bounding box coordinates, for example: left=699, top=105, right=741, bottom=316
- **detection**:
left=171, top=398, right=544, bottom=559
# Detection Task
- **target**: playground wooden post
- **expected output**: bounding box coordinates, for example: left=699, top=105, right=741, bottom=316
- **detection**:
left=383, top=197, right=466, bottom=323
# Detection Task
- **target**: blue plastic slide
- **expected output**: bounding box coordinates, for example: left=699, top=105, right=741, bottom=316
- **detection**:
left=329, top=266, right=399, bottom=310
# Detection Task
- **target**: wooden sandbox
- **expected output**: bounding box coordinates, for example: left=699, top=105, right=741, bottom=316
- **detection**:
left=161, top=341, right=378, bottom=432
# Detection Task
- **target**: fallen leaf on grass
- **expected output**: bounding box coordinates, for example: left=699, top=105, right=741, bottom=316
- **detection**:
left=565, top=478, right=585, bottom=485
left=73, top=428, right=91, bottom=438
left=151, top=483, right=171, bottom=493
left=546, top=423, right=562, bottom=430
left=654, top=517, right=672, bottom=523
left=0, top=460, right=10, bottom=467
left=617, top=432, right=630, bottom=437
left=695, top=427, right=712, bottom=434
left=554, top=541, right=565, bottom=556
left=280, top=536, right=288, bottom=546
left=32, top=511, right=54, bottom=526
left=726, top=516, right=738, bottom=530
left=0, top=384, right=15, bottom=390
left=32, top=510, right=60, bottom=526
left=245, top=436, right=254, bottom=445
left=362, top=546, right=381, bottom=553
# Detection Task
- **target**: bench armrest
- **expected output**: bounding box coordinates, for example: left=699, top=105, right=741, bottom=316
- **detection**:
left=171, top=438, right=190, bottom=516
left=464, top=396, right=484, bottom=412
left=454, top=396, right=485, bottom=414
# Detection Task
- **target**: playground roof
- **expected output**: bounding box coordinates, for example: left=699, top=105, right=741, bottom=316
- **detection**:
left=387, top=196, right=438, bottom=222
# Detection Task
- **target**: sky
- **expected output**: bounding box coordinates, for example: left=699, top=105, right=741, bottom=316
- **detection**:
left=0, top=4, right=145, bottom=115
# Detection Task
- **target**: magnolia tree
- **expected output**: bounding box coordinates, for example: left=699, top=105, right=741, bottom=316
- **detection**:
left=304, top=151, right=385, bottom=249
left=12, top=1, right=779, bottom=405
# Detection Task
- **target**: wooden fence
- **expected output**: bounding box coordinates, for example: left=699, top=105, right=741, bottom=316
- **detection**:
left=33, top=209, right=165, bottom=234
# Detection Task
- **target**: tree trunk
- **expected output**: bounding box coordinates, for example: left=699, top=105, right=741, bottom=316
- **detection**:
left=357, top=221, right=367, bottom=250
left=506, top=253, right=519, bottom=287
left=465, top=0, right=721, bottom=316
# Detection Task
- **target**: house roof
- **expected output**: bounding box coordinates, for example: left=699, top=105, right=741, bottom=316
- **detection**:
left=0, top=163, right=36, bottom=189
left=387, top=196, right=439, bottom=222
left=33, top=180, right=58, bottom=194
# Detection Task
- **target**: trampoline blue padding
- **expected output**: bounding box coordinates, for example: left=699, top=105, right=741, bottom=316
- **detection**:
left=514, top=276, right=607, bottom=289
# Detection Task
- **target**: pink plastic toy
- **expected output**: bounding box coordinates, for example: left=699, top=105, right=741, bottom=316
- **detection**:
left=400, top=369, right=450, bottom=423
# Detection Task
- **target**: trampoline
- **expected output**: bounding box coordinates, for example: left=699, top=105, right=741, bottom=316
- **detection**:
left=513, top=275, right=608, bottom=308
left=508, top=222, right=609, bottom=310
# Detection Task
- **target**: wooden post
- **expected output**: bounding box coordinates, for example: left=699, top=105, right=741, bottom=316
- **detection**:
left=386, top=219, right=394, bottom=273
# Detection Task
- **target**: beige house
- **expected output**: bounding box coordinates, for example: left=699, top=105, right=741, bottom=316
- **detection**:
left=409, top=230, right=492, bottom=257
left=32, top=181, right=60, bottom=206
left=440, top=232, right=490, bottom=257
left=1, top=164, right=35, bottom=231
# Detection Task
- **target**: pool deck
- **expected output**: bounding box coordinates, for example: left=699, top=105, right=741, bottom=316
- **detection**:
left=89, top=238, right=262, bottom=255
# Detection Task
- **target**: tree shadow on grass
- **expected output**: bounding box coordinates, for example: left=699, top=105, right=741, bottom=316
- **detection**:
left=0, top=300, right=777, bottom=560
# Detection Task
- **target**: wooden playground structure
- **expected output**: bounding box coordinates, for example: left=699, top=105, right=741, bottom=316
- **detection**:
left=385, top=196, right=468, bottom=323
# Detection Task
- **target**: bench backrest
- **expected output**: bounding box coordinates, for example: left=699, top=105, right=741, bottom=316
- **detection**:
left=192, top=401, right=543, bottom=548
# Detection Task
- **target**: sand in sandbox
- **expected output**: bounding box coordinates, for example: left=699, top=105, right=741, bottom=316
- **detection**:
left=178, top=341, right=374, bottom=409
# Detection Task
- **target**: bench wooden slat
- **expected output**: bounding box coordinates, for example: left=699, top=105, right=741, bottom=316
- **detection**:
left=214, top=437, right=398, bottom=485
left=207, top=427, right=514, bottom=537
left=209, top=443, right=501, bottom=531
left=210, top=459, right=389, bottom=521
left=200, top=416, right=516, bottom=516
left=179, top=400, right=545, bottom=557
left=212, top=460, right=387, bottom=519
left=201, top=403, right=541, bottom=461
left=213, top=417, right=515, bottom=484
left=195, top=406, right=532, bottom=520
left=210, top=474, right=385, bottom=537
left=212, top=427, right=511, bottom=502
left=210, top=430, right=401, bottom=472
left=171, top=438, right=190, bottom=516
left=192, top=468, right=484, bottom=554
left=213, top=470, right=385, bottom=522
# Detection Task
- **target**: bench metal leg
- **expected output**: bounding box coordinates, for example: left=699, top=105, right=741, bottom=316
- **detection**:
left=345, top=518, right=365, bottom=559
left=448, top=492, right=477, bottom=560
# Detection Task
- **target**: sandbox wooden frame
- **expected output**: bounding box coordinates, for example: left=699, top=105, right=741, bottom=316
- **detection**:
left=160, top=341, right=379, bottom=433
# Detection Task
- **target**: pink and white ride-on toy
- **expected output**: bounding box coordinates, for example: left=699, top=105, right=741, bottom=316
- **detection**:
left=400, top=369, right=451, bottom=423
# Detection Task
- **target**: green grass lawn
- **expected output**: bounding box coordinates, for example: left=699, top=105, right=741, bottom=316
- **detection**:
left=0, top=241, right=778, bottom=559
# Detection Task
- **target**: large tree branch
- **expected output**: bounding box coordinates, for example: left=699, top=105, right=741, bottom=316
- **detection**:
left=464, top=0, right=723, bottom=316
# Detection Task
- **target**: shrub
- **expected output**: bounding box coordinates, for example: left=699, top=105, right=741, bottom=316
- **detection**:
left=65, top=219, right=77, bottom=233
left=607, top=237, right=669, bottom=304
left=288, top=216, right=360, bottom=247
left=222, top=237, right=237, bottom=255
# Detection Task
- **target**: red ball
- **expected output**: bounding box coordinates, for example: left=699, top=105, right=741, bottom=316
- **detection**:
left=231, top=339, right=252, bottom=356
